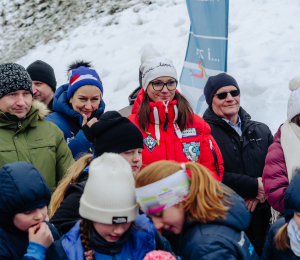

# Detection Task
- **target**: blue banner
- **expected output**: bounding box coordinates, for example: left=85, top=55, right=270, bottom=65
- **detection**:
left=180, top=0, right=229, bottom=115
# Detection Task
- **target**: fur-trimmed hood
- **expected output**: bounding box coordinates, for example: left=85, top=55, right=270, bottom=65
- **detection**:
left=31, top=100, right=50, bottom=120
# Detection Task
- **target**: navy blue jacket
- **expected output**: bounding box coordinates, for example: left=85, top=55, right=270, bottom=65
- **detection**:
left=262, top=169, right=300, bottom=260
left=0, top=162, right=60, bottom=260
left=261, top=218, right=299, bottom=260
left=54, top=214, right=172, bottom=260
left=178, top=191, right=260, bottom=260
left=45, top=84, right=105, bottom=160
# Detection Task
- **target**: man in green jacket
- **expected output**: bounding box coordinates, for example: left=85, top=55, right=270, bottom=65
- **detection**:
left=0, top=63, right=74, bottom=191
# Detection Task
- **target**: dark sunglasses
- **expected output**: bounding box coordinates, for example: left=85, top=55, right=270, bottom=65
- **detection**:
left=214, top=89, right=240, bottom=100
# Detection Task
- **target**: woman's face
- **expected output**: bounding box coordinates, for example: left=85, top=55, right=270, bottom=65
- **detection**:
left=148, top=204, right=185, bottom=234
left=146, top=76, right=176, bottom=103
left=294, top=212, right=300, bottom=228
left=93, top=222, right=131, bottom=242
left=119, top=148, right=143, bottom=178
left=69, top=85, right=102, bottom=119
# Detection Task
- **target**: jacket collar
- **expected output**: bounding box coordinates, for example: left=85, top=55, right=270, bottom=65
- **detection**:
left=131, top=88, right=178, bottom=125
left=52, top=83, right=105, bottom=126
left=203, top=106, right=253, bottom=133
left=0, top=100, right=49, bottom=133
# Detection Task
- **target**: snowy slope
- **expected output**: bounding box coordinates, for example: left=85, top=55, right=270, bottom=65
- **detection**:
left=16, top=0, right=300, bottom=133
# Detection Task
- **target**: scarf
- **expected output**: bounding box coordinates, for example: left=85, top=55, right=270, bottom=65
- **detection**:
left=90, top=224, right=133, bottom=255
left=287, top=217, right=300, bottom=257
left=281, top=120, right=300, bottom=182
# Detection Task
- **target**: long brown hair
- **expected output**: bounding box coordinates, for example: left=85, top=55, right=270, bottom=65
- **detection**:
left=137, top=92, right=194, bottom=133
left=135, top=160, right=230, bottom=223
left=275, top=223, right=289, bottom=250
left=49, top=154, right=93, bottom=218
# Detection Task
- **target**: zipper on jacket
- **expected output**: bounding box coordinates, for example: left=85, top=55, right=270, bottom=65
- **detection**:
left=18, top=122, right=22, bottom=128
left=233, top=145, right=238, bottom=156
left=163, top=112, right=168, bottom=131
left=111, top=255, right=116, bottom=260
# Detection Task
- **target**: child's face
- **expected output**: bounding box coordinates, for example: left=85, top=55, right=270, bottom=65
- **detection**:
left=93, top=222, right=131, bottom=242
left=148, top=204, right=185, bottom=234
left=13, top=206, right=48, bottom=232
left=119, top=148, right=143, bottom=178
left=294, top=212, right=300, bottom=228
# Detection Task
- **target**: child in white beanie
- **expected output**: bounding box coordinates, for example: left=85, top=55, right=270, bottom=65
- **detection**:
left=54, top=153, right=173, bottom=260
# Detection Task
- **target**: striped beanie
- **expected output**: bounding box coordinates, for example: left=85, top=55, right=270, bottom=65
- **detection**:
left=67, top=66, right=103, bottom=99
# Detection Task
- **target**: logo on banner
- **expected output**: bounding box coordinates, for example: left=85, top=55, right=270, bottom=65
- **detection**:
left=183, top=142, right=200, bottom=162
left=181, top=128, right=197, bottom=138
left=144, top=135, right=157, bottom=152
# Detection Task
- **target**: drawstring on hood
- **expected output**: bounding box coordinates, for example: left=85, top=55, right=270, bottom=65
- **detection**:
left=152, top=100, right=182, bottom=146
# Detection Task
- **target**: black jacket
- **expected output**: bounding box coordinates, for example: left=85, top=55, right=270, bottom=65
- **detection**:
left=261, top=218, right=299, bottom=260
left=50, top=170, right=88, bottom=235
left=178, top=191, right=259, bottom=260
left=203, top=106, right=273, bottom=198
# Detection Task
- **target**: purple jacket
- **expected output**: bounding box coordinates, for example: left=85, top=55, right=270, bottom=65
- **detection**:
left=262, top=126, right=288, bottom=213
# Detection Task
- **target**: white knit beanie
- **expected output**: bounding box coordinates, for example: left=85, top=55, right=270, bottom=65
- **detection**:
left=79, top=153, right=138, bottom=224
left=287, top=76, right=300, bottom=121
left=140, top=49, right=177, bottom=90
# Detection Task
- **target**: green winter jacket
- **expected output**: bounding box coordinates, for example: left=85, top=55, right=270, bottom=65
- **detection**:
left=0, top=100, right=74, bottom=191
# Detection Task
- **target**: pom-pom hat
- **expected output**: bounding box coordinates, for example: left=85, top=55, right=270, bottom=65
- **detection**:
left=287, top=76, right=300, bottom=121
left=143, top=250, right=176, bottom=260
left=67, top=66, right=103, bottom=99
left=79, top=153, right=138, bottom=224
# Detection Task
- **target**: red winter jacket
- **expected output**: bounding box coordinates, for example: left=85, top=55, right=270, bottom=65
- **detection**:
left=262, top=126, right=288, bottom=214
left=128, top=89, right=224, bottom=181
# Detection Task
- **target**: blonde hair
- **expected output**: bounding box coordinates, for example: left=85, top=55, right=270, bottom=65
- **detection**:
left=135, top=160, right=230, bottom=223
left=49, top=154, right=93, bottom=218
left=275, top=223, right=289, bottom=250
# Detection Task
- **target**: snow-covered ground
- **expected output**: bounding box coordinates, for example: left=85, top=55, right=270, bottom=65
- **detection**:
left=16, top=0, right=300, bottom=133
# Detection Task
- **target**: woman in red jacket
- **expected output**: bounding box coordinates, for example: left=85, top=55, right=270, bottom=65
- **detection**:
left=128, top=51, right=223, bottom=181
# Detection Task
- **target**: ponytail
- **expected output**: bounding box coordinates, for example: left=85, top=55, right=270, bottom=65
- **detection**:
left=184, top=162, right=230, bottom=222
left=80, top=218, right=94, bottom=260
left=49, top=154, right=93, bottom=218
left=275, top=223, right=289, bottom=251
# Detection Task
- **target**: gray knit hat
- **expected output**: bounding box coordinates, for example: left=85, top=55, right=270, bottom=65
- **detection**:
left=0, top=63, right=33, bottom=99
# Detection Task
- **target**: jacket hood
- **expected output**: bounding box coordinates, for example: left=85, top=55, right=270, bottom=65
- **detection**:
left=185, top=190, right=251, bottom=232
left=52, top=83, right=105, bottom=125
left=284, top=169, right=300, bottom=221
left=0, top=161, right=51, bottom=227
left=128, top=86, right=141, bottom=106
left=273, top=124, right=282, bottom=144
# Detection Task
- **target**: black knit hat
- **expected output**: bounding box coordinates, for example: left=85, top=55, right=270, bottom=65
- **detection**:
left=26, top=60, right=57, bottom=92
left=204, top=73, right=240, bottom=107
left=91, top=111, right=144, bottom=157
left=0, top=63, right=33, bottom=99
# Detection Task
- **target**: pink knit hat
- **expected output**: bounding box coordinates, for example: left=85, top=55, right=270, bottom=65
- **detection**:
left=143, top=250, right=176, bottom=260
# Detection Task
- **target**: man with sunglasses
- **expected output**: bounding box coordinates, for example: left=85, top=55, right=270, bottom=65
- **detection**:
left=202, top=73, right=273, bottom=257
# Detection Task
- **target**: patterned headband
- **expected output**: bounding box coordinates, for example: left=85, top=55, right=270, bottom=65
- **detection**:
left=135, top=170, right=191, bottom=214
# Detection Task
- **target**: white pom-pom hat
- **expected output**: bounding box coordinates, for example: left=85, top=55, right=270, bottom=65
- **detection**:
left=79, top=153, right=138, bottom=224
left=139, top=48, right=177, bottom=91
left=287, top=76, right=300, bottom=121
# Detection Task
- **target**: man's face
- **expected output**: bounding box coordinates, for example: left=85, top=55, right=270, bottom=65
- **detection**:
left=211, top=85, right=240, bottom=120
left=0, top=90, right=32, bottom=119
left=32, top=81, right=54, bottom=105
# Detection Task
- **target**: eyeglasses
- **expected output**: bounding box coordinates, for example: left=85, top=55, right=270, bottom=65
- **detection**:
left=150, top=80, right=178, bottom=91
left=214, top=89, right=240, bottom=100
